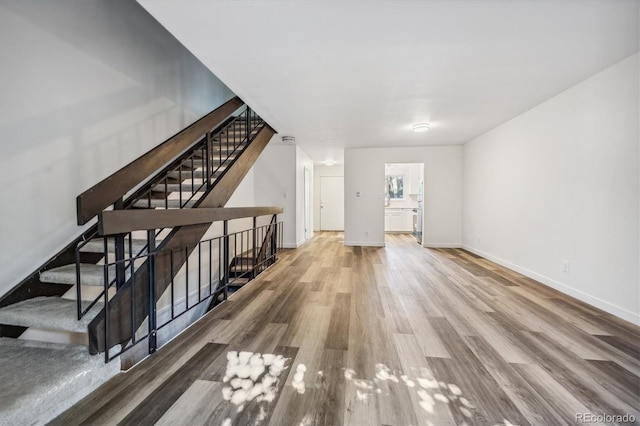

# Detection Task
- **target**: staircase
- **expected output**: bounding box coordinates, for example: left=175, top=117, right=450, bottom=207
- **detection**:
left=0, top=97, right=279, bottom=363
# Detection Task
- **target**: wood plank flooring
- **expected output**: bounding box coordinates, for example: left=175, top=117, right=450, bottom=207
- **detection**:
left=52, top=233, right=640, bottom=426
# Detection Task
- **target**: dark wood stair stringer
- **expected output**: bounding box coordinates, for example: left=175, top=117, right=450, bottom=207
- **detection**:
left=88, top=124, right=277, bottom=354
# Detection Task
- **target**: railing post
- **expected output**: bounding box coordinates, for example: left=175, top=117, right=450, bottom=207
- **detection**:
left=246, top=106, right=251, bottom=145
left=114, top=198, right=126, bottom=290
left=103, top=241, right=110, bottom=362
left=271, top=215, right=278, bottom=264
left=147, top=229, right=157, bottom=354
left=223, top=220, right=229, bottom=300
left=75, top=244, right=83, bottom=320
left=252, top=216, right=257, bottom=278
left=205, top=131, right=211, bottom=189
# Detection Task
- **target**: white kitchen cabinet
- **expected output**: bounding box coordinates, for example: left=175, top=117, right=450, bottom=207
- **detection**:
left=385, top=209, right=403, bottom=232
left=402, top=209, right=414, bottom=232
left=385, top=209, right=413, bottom=232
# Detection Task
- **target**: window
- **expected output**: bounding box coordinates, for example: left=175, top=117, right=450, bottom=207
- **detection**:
left=386, top=175, right=404, bottom=199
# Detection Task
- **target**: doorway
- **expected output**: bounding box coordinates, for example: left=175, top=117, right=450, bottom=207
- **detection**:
left=320, top=176, right=344, bottom=231
left=384, top=163, right=424, bottom=244
left=304, top=167, right=311, bottom=240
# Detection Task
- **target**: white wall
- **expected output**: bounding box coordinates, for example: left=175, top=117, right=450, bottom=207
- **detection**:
left=253, top=142, right=314, bottom=248
left=295, top=146, right=314, bottom=244
left=313, top=165, right=344, bottom=232
left=253, top=143, right=297, bottom=247
left=345, top=147, right=462, bottom=247
left=463, top=53, right=639, bottom=324
left=0, top=0, right=234, bottom=297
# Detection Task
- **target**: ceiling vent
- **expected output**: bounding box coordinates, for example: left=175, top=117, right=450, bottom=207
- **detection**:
left=281, top=135, right=296, bottom=144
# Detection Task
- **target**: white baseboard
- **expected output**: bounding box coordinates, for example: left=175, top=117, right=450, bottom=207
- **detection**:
left=423, top=242, right=462, bottom=248
left=462, top=245, right=640, bottom=326
left=282, top=243, right=300, bottom=249
left=344, top=241, right=385, bottom=247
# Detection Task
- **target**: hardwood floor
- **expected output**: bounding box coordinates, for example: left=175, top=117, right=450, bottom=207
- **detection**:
left=52, top=232, right=640, bottom=426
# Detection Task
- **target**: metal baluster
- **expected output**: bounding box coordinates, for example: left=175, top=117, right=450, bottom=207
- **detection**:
left=223, top=220, right=229, bottom=300
left=209, top=239, right=213, bottom=297
left=170, top=250, right=175, bottom=320
left=147, top=229, right=157, bottom=355
left=103, top=237, right=110, bottom=362
left=113, top=198, right=126, bottom=290
left=130, top=233, right=136, bottom=345
left=206, top=132, right=212, bottom=189
left=185, top=246, right=189, bottom=311
left=75, top=243, right=82, bottom=320
left=252, top=217, right=257, bottom=279
left=246, top=107, right=251, bottom=145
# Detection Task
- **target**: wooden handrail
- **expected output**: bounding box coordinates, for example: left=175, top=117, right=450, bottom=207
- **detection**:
left=76, top=96, right=244, bottom=225
left=89, top=124, right=277, bottom=354
left=98, top=206, right=283, bottom=235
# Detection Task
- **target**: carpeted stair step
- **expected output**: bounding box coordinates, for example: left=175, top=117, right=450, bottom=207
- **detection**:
left=0, top=337, right=120, bottom=425
left=0, top=297, right=103, bottom=333
left=131, top=198, right=199, bottom=209
left=40, top=264, right=131, bottom=287
left=166, top=167, right=226, bottom=180
left=151, top=182, right=210, bottom=193
left=183, top=157, right=236, bottom=168
left=80, top=238, right=148, bottom=254
left=192, top=146, right=240, bottom=159
left=219, top=129, right=248, bottom=135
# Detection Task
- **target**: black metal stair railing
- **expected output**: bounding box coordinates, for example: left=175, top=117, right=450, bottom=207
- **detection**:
left=73, top=106, right=265, bottom=322
left=101, top=216, right=283, bottom=362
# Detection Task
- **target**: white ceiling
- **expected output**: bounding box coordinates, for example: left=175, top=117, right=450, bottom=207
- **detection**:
left=139, top=0, right=639, bottom=164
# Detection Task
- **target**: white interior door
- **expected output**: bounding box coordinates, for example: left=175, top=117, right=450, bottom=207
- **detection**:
left=304, top=167, right=311, bottom=239
left=320, top=176, right=344, bottom=231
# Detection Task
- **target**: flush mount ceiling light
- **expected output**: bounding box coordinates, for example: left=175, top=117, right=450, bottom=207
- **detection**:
left=322, top=160, right=336, bottom=166
left=412, top=123, right=430, bottom=132
left=281, top=135, right=296, bottom=144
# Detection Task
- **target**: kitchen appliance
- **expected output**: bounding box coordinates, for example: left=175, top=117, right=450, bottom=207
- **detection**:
left=413, top=192, right=423, bottom=244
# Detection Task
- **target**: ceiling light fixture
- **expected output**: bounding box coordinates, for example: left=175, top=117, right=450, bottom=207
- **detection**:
left=412, top=123, right=430, bottom=132
left=281, top=135, right=296, bottom=144
left=322, top=160, right=336, bottom=166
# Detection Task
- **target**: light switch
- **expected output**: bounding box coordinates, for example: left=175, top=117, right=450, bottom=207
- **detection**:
left=356, top=191, right=361, bottom=197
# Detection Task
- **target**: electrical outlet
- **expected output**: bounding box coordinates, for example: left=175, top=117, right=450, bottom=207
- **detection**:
left=477, top=236, right=481, bottom=245
left=562, top=260, right=570, bottom=273
left=365, top=230, right=370, bottom=236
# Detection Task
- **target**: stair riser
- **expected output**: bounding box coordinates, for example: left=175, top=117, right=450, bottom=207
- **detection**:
left=165, top=170, right=224, bottom=180
left=182, top=158, right=236, bottom=168
left=132, top=199, right=199, bottom=209
left=151, top=184, right=210, bottom=193
left=80, top=239, right=148, bottom=254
